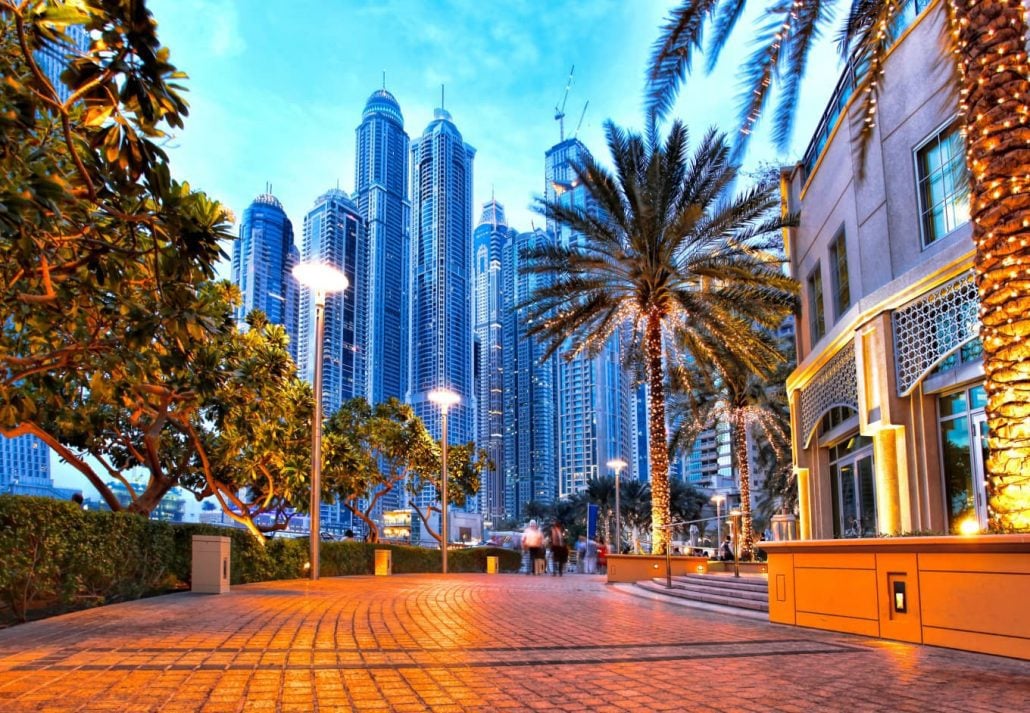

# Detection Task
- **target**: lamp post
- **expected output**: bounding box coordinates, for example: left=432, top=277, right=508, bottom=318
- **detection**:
left=711, top=493, right=726, bottom=556
left=729, top=508, right=742, bottom=578
left=428, top=387, right=460, bottom=574
left=293, top=261, right=348, bottom=581
left=607, top=458, right=627, bottom=554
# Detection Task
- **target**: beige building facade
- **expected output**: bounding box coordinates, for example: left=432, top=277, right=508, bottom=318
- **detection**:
left=783, top=1, right=990, bottom=540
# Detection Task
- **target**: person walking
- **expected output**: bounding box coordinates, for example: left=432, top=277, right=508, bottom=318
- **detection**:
left=582, top=536, right=599, bottom=575
left=548, top=522, right=569, bottom=577
left=597, top=538, right=608, bottom=575
left=522, top=520, right=545, bottom=575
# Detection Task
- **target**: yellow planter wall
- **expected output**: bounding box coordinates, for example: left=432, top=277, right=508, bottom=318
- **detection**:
left=762, top=536, right=1030, bottom=660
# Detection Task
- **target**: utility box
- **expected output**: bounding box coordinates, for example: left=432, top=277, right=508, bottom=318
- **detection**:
left=375, top=548, right=392, bottom=576
left=192, top=535, right=230, bottom=594
left=486, top=555, right=499, bottom=574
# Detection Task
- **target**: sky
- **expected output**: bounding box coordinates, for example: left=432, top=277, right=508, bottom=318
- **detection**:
left=53, top=0, right=847, bottom=502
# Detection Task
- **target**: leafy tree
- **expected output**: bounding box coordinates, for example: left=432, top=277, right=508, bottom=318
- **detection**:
left=0, top=3, right=238, bottom=512
left=406, top=442, right=488, bottom=546
left=521, top=500, right=551, bottom=523
left=323, top=398, right=435, bottom=543
left=647, top=0, right=1030, bottom=532
left=523, top=119, right=797, bottom=552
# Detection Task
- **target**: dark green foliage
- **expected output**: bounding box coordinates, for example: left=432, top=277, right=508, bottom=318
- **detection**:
left=0, top=495, right=521, bottom=625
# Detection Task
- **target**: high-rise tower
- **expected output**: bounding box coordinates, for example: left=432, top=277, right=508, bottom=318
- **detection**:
left=545, top=139, right=634, bottom=497
left=502, top=227, right=559, bottom=519
left=231, top=193, right=300, bottom=361
left=297, top=189, right=366, bottom=417
left=409, top=107, right=475, bottom=444
left=355, top=89, right=410, bottom=405
left=473, top=200, right=513, bottom=521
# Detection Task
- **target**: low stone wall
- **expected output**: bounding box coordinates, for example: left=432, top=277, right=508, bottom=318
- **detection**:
left=761, top=535, right=1030, bottom=660
left=606, top=554, right=709, bottom=583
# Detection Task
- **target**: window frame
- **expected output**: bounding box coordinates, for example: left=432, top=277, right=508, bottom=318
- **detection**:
left=829, top=228, right=851, bottom=321
left=807, top=263, right=826, bottom=346
left=913, top=117, right=969, bottom=249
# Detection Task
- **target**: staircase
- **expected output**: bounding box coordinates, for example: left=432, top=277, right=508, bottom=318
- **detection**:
left=633, top=572, right=769, bottom=614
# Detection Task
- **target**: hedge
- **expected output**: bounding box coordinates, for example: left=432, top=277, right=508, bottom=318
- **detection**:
left=0, top=495, right=522, bottom=625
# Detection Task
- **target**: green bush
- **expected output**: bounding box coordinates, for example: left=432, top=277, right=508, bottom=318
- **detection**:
left=0, top=495, right=525, bottom=626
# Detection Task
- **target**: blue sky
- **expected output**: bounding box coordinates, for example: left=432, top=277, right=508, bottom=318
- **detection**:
left=146, top=0, right=845, bottom=248
left=55, top=0, right=846, bottom=497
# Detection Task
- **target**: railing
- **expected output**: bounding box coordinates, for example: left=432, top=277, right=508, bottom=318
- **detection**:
left=800, top=0, right=933, bottom=183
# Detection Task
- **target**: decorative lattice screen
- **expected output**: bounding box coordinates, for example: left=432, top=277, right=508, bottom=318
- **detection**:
left=800, top=341, right=858, bottom=446
left=891, top=273, right=979, bottom=396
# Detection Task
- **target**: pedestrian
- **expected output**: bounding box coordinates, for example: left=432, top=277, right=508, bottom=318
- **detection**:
left=548, top=522, right=569, bottom=577
left=522, top=519, right=545, bottom=575
left=343, top=529, right=356, bottom=541
left=720, top=534, right=734, bottom=561
left=597, top=538, right=608, bottom=574
left=70, top=492, right=85, bottom=509
left=582, top=536, right=599, bottom=574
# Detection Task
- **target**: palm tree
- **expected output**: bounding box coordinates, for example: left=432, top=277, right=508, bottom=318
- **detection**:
left=523, top=120, right=797, bottom=553
left=647, top=1, right=1030, bottom=532
left=669, top=333, right=792, bottom=558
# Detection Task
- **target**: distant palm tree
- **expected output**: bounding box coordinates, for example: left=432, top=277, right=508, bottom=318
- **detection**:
left=669, top=332, right=792, bottom=558
left=647, top=0, right=1030, bottom=532
left=523, top=119, right=797, bottom=553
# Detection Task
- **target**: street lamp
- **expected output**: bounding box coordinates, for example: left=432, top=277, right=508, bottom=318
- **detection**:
left=711, top=493, right=726, bottom=556
left=428, top=387, right=460, bottom=574
left=293, top=260, right=348, bottom=581
left=607, top=458, right=627, bottom=554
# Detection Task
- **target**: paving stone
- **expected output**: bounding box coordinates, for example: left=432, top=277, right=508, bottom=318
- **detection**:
left=0, top=574, right=1027, bottom=711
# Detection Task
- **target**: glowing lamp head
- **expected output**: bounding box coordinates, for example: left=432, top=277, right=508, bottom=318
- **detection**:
left=607, top=458, right=628, bottom=472
left=428, top=388, right=460, bottom=411
left=711, top=494, right=726, bottom=505
left=958, top=518, right=980, bottom=537
left=292, top=261, right=348, bottom=293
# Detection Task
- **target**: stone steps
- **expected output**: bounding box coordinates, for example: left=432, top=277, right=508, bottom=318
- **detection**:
left=635, top=573, right=769, bottom=613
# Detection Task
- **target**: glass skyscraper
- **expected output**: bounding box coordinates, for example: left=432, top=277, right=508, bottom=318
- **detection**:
left=473, top=200, right=514, bottom=521
left=231, top=193, right=300, bottom=362
left=297, top=189, right=366, bottom=417
left=408, top=107, right=475, bottom=445
left=355, top=88, right=410, bottom=406
left=502, top=227, right=559, bottom=519
left=545, top=139, right=634, bottom=498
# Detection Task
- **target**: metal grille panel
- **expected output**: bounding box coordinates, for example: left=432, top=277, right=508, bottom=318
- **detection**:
left=800, top=342, right=858, bottom=446
left=892, top=273, right=979, bottom=396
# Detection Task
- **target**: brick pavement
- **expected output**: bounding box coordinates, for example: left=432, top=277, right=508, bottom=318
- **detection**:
left=0, top=573, right=1027, bottom=712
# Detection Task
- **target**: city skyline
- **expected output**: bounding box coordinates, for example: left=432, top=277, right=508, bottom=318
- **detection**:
left=50, top=0, right=846, bottom=495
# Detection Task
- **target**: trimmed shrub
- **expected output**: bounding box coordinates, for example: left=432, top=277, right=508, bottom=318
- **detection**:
left=0, top=495, right=526, bottom=626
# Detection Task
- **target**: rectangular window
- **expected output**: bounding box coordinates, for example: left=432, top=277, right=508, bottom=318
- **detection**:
left=916, top=122, right=969, bottom=246
left=829, top=230, right=850, bottom=320
left=807, top=265, right=825, bottom=344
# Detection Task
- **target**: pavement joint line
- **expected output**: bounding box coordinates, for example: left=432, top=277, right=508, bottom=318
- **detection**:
left=10, top=643, right=868, bottom=672
left=5, top=637, right=833, bottom=655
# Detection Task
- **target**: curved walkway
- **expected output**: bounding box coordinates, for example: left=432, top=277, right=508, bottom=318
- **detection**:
left=0, top=574, right=1026, bottom=711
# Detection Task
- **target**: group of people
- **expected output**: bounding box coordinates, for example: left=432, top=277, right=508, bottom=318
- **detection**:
left=521, top=520, right=609, bottom=576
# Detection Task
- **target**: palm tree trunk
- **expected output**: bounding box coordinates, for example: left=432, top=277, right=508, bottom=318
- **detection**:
left=645, top=308, right=672, bottom=554
left=732, top=409, right=755, bottom=559
left=954, top=0, right=1030, bottom=531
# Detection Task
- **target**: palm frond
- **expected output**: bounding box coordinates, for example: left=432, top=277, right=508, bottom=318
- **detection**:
left=704, top=0, right=749, bottom=73
left=772, top=0, right=834, bottom=150
left=645, top=0, right=723, bottom=119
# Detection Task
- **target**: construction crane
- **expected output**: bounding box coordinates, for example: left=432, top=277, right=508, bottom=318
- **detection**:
left=573, top=101, right=589, bottom=139
left=554, top=65, right=575, bottom=142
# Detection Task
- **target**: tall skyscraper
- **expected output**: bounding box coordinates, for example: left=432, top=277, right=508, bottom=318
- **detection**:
left=502, top=228, right=558, bottom=519
left=473, top=200, right=513, bottom=521
left=355, top=88, right=410, bottom=406
left=297, top=189, right=366, bottom=417
left=408, top=107, right=475, bottom=445
left=545, top=138, right=634, bottom=498
left=231, top=192, right=300, bottom=361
